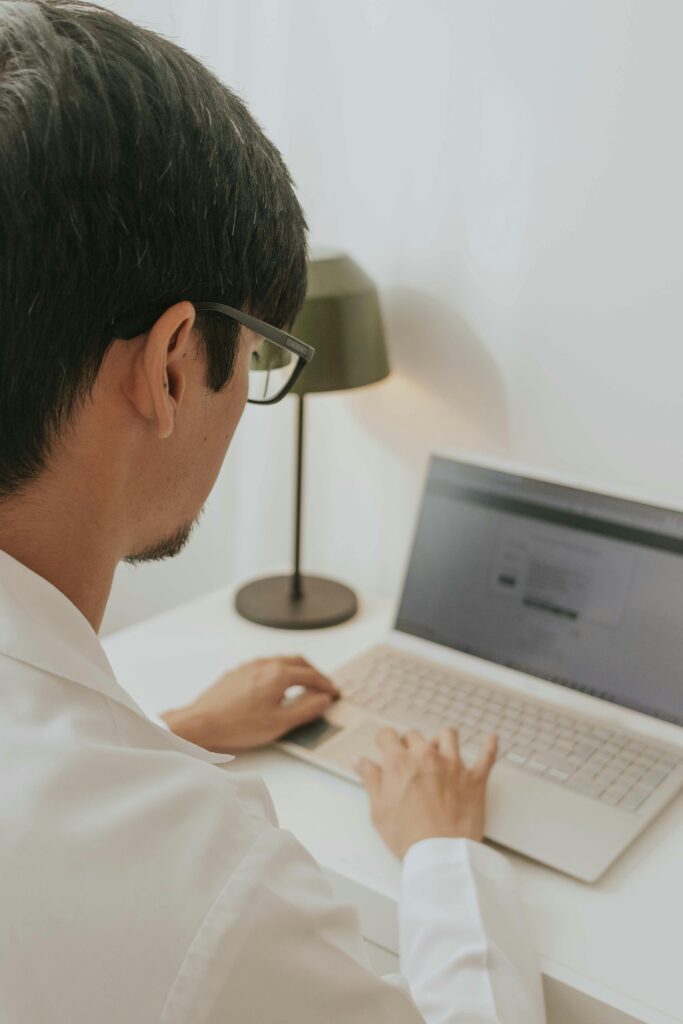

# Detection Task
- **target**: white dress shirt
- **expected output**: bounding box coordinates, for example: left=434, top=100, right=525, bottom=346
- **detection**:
left=0, top=550, right=546, bottom=1023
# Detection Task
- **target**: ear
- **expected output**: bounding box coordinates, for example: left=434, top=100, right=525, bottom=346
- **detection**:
left=131, top=301, right=197, bottom=440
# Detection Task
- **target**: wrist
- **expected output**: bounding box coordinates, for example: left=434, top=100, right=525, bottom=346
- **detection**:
left=161, top=704, right=214, bottom=748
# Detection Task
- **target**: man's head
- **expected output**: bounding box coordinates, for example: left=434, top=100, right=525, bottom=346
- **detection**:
left=0, top=0, right=308, bottom=561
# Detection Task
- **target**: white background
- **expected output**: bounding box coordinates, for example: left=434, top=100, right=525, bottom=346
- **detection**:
left=100, top=0, right=683, bottom=636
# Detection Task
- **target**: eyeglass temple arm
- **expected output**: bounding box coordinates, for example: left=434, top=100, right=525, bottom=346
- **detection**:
left=193, top=302, right=313, bottom=362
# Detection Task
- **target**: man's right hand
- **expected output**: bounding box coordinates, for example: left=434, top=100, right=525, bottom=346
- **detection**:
left=354, top=726, right=498, bottom=860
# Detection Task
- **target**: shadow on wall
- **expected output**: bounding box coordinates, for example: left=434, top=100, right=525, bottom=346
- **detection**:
left=297, top=287, right=512, bottom=599
left=343, top=285, right=511, bottom=461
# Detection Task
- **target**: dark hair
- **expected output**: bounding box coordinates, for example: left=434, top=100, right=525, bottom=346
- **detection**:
left=0, top=0, right=308, bottom=497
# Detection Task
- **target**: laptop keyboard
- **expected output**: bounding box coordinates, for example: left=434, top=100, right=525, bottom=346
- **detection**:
left=338, top=647, right=681, bottom=813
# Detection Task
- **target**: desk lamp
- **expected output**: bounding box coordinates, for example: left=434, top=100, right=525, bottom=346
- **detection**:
left=234, top=249, right=389, bottom=629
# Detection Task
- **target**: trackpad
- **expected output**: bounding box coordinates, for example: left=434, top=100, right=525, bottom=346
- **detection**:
left=281, top=716, right=343, bottom=750
left=314, top=717, right=384, bottom=776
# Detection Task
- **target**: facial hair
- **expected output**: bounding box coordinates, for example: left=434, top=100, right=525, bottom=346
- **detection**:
left=123, top=511, right=202, bottom=565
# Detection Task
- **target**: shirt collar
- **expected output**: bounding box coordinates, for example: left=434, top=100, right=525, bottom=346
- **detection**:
left=0, top=550, right=233, bottom=765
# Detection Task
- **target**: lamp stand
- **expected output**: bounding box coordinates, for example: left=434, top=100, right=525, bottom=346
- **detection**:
left=234, top=393, right=358, bottom=630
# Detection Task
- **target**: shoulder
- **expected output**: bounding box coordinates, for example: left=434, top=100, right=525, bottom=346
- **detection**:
left=0, top=660, right=286, bottom=1020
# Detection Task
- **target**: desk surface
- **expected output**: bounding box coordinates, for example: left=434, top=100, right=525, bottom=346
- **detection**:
left=102, top=584, right=683, bottom=1024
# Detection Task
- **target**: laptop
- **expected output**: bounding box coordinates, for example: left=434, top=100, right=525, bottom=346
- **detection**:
left=278, top=453, right=683, bottom=882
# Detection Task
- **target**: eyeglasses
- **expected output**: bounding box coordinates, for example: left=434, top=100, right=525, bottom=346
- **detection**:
left=112, top=300, right=315, bottom=405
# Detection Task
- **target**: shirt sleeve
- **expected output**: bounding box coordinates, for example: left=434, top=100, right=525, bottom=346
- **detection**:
left=399, top=837, right=547, bottom=1024
left=161, top=826, right=545, bottom=1024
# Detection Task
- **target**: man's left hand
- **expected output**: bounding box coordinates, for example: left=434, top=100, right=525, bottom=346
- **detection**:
left=161, top=656, right=340, bottom=753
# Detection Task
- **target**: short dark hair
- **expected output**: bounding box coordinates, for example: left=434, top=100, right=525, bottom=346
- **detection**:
left=0, top=0, right=308, bottom=497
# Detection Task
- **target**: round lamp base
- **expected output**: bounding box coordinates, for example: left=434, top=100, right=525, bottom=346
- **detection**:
left=234, top=574, right=358, bottom=630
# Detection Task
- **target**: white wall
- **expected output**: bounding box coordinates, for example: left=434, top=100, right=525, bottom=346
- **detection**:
left=101, top=0, right=683, bottom=634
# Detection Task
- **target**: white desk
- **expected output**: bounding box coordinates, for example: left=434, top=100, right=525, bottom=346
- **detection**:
left=102, top=585, right=683, bottom=1024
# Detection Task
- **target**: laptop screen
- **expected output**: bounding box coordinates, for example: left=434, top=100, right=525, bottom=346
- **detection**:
left=395, top=456, right=683, bottom=727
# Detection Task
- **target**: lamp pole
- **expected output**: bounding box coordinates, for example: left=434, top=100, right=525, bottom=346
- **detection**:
left=291, top=393, right=305, bottom=601
left=234, top=385, right=357, bottom=629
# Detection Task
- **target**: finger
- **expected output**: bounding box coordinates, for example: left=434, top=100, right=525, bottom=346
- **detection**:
left=279, top=689, right=332, bottom=728
left=436, top=726, right=461, bottom=763
left=276, top=654, right=314, bottom=668
left=353, top=756, right=382, bottom=795
left=268, top=663, right=340, bottom=699
left=276, top=657, right=340, bottom=695
left=403, top=729, right=430, bottom=753
left=471, top=733, right=498, bottom=781
left=375, top=726, right=405, bottom=757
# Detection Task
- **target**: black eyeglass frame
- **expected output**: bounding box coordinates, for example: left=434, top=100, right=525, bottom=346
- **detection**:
left=112, top=300, right=315, bottom=405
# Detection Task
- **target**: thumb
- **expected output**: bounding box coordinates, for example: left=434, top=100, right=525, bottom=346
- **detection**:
left=281, top=690, right=332, bottom=728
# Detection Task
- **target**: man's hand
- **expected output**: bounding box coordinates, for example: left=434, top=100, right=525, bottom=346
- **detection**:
left=354, top=726, right=498, bottom=859
left=161, top=656, right=340, bottom=753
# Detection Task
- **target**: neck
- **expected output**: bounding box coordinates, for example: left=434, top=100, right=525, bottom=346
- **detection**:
left=0, top=476, right=121, bottom=634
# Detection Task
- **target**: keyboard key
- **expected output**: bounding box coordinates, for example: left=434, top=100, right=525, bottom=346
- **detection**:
left=573, top=741, right=600, bottom=759
left=602, top=742, right=622, bottom=757
left=570, top=766, right=599, bottom=784
left=466, top=733, right=489, bottom=749
left=633, top=752, right=657, bottom=769
left=547, top=767, right=570, bottom=781
left=612, top=754, right=632, bottom=770
left=536, top=751, right=576, bottom=774
left=601, top=787, right=625, bottom=805
left=506, top=751, right=527, bottom=766
left=526, top=760, right=547, bottom=774
left=607, top=774, right=631, bottom=791
left=567, top=776, right=607, bottom=798
left=641, top=766, right=670, bottom=786
left=594, top=765, right=621, bottom=786
left=583, top=759, right=610, bottom=780
left=619, top=786, right=652, bottom=812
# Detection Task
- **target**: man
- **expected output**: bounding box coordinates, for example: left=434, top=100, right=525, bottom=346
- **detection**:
left=0, top=2, right=545, bottom=1021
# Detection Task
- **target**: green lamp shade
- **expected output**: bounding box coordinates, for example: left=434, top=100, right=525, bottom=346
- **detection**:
left=290, top=249, right=390, bottom=395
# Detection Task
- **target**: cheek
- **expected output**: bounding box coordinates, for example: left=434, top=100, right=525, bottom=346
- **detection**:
left=225, top=355, right=249, bottom=434
left=196, top=346, right=250, bottom=459
left=216, top=353, right=250, bottom=446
